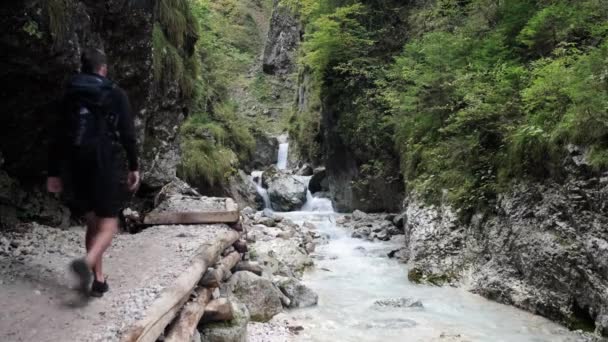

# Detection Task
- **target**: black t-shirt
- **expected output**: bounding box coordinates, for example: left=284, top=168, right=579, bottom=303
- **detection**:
left=48, top=73, right=139, bottom=176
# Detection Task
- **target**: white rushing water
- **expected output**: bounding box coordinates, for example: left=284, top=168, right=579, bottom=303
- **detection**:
left=301, top=190, right=334, bottom=212
left=250, top=170, right=271, bottom=209
left=276, top=210, right=583, bottom=342
left=277, top=143, right=289, bottom=170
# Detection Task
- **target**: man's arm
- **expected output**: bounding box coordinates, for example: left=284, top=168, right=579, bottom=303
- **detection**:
left=114, top=88, right=140, bottom=191
left=115, top=88, right=139, bottom=171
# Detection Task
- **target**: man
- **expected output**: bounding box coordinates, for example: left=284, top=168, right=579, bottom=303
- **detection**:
left=47, top=48, right=140, bottom=297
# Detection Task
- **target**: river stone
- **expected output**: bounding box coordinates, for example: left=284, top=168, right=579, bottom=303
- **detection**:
left=267, top=173, right=308, bottom=212
left=153, top=179, right=200, bottom=207
left=200, top=300, right=249, bottom=342
left=256, top=216, right=276, bottom=227
left=352, top=210, right=368, bottom=221
left=253, top=238, right=313, bottom=276
left=274, top=276, right=319, bottom=308
left=393, top=211, right=407, bottom=228
left=352, top=228, right=370, bottom=239
left=371, top=229, right=390, bottom=241
left=225, top=271, right=283, bottom=322
left=373, top=298, right=423, bottom=309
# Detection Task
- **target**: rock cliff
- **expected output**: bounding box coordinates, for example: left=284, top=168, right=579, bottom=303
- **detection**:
left=0, top=0, right=185, bottom=226
left=399, top=153, right=608, bottom=335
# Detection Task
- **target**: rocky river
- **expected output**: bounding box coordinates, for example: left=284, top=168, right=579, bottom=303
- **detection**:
left=242, top=146, right=599, bottom=341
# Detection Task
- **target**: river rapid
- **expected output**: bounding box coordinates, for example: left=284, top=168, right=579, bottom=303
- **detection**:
left=256, top=141, right=586, bottom=342
left=275, top=209, right=585, bottom=342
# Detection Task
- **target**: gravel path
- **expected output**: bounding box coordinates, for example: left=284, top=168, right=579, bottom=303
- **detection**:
left=0, top=222, right=233, bottom=342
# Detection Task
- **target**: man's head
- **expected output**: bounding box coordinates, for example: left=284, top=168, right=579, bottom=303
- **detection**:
left=81, top=48, right=108, bottom=77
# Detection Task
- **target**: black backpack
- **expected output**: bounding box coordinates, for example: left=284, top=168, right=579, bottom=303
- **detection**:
left=65, top=73, right=118, bottom=148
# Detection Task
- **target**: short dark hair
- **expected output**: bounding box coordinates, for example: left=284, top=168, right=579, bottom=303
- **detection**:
left=81, top=48, right=107, bottom=73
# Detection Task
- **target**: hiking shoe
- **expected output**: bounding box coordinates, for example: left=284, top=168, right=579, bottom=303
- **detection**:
left=70, top=258, right=92, bottom=296
left=90, top=279, right=109, bottom=298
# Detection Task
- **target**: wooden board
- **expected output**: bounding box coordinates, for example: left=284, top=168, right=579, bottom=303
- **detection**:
left=120, top=230, right=240, bottom=342
left=144, top=198, right=239, bottom=225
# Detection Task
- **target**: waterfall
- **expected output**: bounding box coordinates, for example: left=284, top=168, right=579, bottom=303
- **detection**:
left=250, top=171, right=271, bottom=209
left=277, top=143, right=289, bottom=170
left=299, top=176, right=334, bottom=212
left=301, top=190, right=334, bottom=212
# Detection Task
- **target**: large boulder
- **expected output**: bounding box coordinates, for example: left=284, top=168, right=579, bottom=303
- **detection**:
left=225, top=170, right=264, bottom=211
left=252, top=238, right=313, bottom=276
left=225, top=271, right=283, bottom=322
left=199, top=300, right=249, bottom=342
left=266, top=173, right=308, bottom=212
left=274, top=276, right=318, bottom=308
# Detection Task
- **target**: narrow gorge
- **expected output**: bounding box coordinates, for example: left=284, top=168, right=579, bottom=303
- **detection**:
left=1, top=0, right=607, bottom=341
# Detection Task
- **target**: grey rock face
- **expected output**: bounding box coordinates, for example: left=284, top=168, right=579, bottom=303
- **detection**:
left=341, top=212, right=403, bottom=243
left=295, top=164, right=313, bottom=176
left=225, top=170, right=264, bottom=211
left=262, top=0, right=301, bottom=75
left=249, top=132, right=279, bottom=170
left=308, top=167, right=329, bottom=194
left=199, top=300, right=249, bottom=342
left=0, top=169, right=70, bottom=228
left=266, top=172, right=308, bottom=212
left=225, top=271, right=283, bottom=322
left=401, top=174, right=608, bottom=336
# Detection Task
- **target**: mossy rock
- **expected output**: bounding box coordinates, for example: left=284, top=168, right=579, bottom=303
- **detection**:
left=199, top=300, right=250, bottom=342
left=408, top=268, right=457, bottom=286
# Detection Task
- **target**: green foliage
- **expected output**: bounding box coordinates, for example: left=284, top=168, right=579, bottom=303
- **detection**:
left=178, top=0, right=260, bottom=189
left=153, top=24, right=184, bottom=88
left=23, top=20, right=43, bottom=39
left=180, top=138, right=237, bottom=187
left=292, top=0, right=608, bottom=214
left=157, top=0, right=199, bottom=48
left=153, top=0, right=200, bottom=105
left=301, top=3, right=373, bottom=80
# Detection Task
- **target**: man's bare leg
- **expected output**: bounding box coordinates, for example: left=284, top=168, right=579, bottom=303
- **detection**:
left=85, top=217, right=117, bottom=282
left=84, top=212, right=103, bottom=281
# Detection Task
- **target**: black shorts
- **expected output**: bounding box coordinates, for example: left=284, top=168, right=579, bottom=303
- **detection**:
left=69, top=145, right=120, bottom=218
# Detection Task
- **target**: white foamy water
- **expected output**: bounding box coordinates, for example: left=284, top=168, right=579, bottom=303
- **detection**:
left=277, top=143, right=289, bottom=170
left=276, top=211, right=585, bottom=342
left=250, top=170, right=271, bottom=209
left=301, top=190, right=334, bottom=212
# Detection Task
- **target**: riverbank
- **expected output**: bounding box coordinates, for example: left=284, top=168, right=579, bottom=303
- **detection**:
left=245, top=208, right=601, bottom=342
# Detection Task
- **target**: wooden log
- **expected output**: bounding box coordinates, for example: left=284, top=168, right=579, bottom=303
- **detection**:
left=143, top=210, right=239, bottom=225
left=200, top=269, right=221, bottom=289
left=233, top=239, right=248, bottom=253
left=233, top=261, right=263, bottom=276
left=164, top=287, right=212, bottom=342
left=200, top=298, right=234, bottom=323
left=199, top=251, right=241, bottom=288
left=120, top=230, right=239, bottom=342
